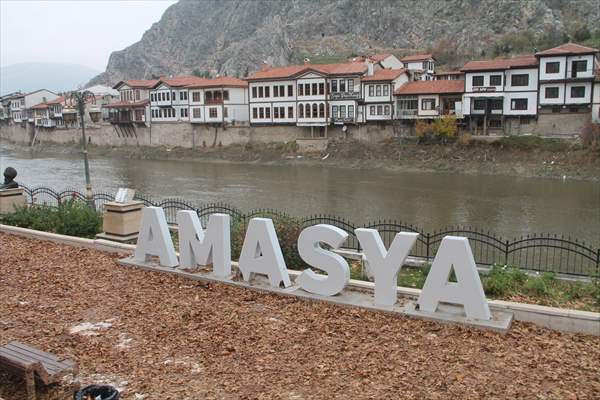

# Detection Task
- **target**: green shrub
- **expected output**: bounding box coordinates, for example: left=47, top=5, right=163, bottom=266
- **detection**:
left=1, top=200, right=102, bottom=238
left=524, top=272, right=555, bottom=297
left=483, top=264, right=528, bottom=296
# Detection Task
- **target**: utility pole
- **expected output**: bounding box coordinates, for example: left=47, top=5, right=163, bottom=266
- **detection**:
left=70, top=90, right=95, bottom=208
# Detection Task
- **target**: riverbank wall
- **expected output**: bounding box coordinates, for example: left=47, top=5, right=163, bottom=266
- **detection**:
left=0, top=122, right=395, bottom=149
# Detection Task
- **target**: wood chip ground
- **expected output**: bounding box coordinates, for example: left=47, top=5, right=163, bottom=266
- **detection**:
left=0, top=232, right=599, bottom=399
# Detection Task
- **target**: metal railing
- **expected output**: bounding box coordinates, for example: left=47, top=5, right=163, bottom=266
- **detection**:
left=18, top=185, right=600, bottom=278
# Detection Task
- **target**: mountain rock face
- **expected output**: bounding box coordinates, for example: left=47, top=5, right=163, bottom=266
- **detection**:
left=89, top=0, right=599, bottom=85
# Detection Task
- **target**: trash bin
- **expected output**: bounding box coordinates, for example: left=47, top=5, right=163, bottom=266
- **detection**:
left=74, top=385, right=120, bottom=400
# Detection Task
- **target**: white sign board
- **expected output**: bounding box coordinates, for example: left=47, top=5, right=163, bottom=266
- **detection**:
left=115, top=188, right=135, bottom=203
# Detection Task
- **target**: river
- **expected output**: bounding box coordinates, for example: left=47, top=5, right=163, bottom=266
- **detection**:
left=1, top=147, right=598, bottom=244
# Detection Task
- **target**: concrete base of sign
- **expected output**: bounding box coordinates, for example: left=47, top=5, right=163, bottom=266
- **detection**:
left=403, top=301, right=513, bottom=332
left=97, top=201, right=144, bottom=242
left=0, top=188, right=26, bottom=214
left=119, top=256, right=512, bottom=333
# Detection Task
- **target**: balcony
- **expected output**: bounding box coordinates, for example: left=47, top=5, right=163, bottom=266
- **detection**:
left=109, top=115, right=132, bottom=124
left=330, top=91, right=362, bottom=100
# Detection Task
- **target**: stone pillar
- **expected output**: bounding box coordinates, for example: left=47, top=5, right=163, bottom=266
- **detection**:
left=0, top=188, right=26, bottom=214
left=96, top=201, right=144, bottom=242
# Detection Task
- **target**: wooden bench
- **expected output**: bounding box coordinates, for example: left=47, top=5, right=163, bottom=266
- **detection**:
left=0, top=341, right=77, bottom=400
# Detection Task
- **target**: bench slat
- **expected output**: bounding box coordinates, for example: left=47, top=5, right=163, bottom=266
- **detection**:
left=4, top=344, right=69, bottom=371
left=6, top=342, right=72, bottom=369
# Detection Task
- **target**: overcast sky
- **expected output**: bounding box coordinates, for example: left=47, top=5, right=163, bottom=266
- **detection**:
left=1, top=0, right=177, bottom=71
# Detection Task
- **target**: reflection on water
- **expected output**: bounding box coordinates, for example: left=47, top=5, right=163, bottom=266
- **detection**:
left=1, top=147, right=598, bottom=244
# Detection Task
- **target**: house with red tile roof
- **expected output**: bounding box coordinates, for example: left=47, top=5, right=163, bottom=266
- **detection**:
left=400, top=53, right=435, bottom=80
left=394, top=80, right=464, bottom=120
left=461, top=55, right=539, bottom=135
left=148, top=76, right=206, bottom=123
left=535, top=43, right=599, bottom=118
left=184, top=77, right=248, bottom=125
left=362, top=68, right=409, bottom=122
left=106, top=79, right=158, bottom=126
left=8, top=89, right=58, bottom=124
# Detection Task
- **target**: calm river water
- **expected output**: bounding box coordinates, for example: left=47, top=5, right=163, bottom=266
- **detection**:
left=1, top=147, right=598, bottom=244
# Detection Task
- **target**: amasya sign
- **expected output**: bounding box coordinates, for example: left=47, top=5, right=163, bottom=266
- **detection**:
left=132, top=207, right=492, bottom=322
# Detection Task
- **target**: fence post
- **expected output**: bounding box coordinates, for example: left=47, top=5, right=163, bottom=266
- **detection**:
left=504, top=240, right=509, bottom=266
left=426, top=233, right=430, bottom=261
left=596, top=248, right=600, bottom=278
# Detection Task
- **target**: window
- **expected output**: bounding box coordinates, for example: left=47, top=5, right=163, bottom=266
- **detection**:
left=490, top=99, right=503, bottom=110
left=421, top=98, right=436, bottom=110
left=368, top=85, right=374, bottom=96
left=181, top=108, right=188, bottom=118
left=167, top=92, right=171, bottom=101
left=511, top=74, right=529, bottom=87
left=384, top=105, right=390, bottom=115
left=259, top=108, right=264, bottom=119
left=348, top=105, right=354, bottom=118
left=376, top=85, right=381, bottom=96
left=312, top=83, right=318, bottom=95
left=288, top=85, right=293, bottom=97
left=339, top=105, right=346, bottom=118
left=510, top=98, right=528, bottom=110
left=570, top=86, right=585, bottom=98
left=258, top=87, right=264, bottom=98
left=151, top=93, right=155, bottom=102
left=274, top=86, right=279, bottom=97
left=274, top=107, right=279, bottom=118
left=332, top=106, right=338, bottom=118
left=222, top=91, right=229, bottom=101
left=280, top=86, right=285, bottom=97
left=252, top=87, right=257, bottom=98
left=192, top=91, right=201, bottom=102
left=348, top=80, right=354, bottom=93
left=135, top=90, right=140, bottom=101
left=208, top=108, right=217, bottom=118
left=370, top=105, right=375, bottom=115
left=252, top=108, right=257, bottom=119
left=422, top=61, right=428, bottom=70
left=340, top=80, right=346, bottom=92
left=490, top=75, right=502, bottom=86
left=223, top=108, right=228, bottom=118
left=473, top=99, right=486, bottom=110
left=572, top=60, right=587, bottom=73
left=180, top=92, right=186, bottom=101
left=265, top=87, right=270, bottom=97
left=298, top=104, right=304, bottom=118
left=305, top=83, right=311, bottom=96
left=288, top=106, right=293, bottom=118
left=383, top=85, right=389, bottom=96
left=545, top=87, right=559, bottom=99
left=472, top=75, right=484, bottom=87
left=312, top=103, right=318, bottom=118
left=319, top=103, right=325, bottom=118
left=265, top=107, right=270, bottom=118
left=488, top=118, right=502, bottom=128
left=545, top=62, right=560, bottom=74
left=305, top=103, right=310, bottom=117
left=397, top=97, right=418, bottom=110
left=377, top=105, right=383, bottom=115
left=279, top=107, right=284, bottom=118
left=332, top=80, right=338, bottom=93
left=298, top=84, right=304, bottom=96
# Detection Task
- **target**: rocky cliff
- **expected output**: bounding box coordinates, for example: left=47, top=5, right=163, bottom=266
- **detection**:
left=89, top=0, right=599, bottom=85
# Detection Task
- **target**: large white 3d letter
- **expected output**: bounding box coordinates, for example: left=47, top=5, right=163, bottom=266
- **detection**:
left=133, top=206, right=178, bottom=267
left=297, top=224, right=350, bottom=296
left=356, top=229, right=418, bottom=306
left=418, top=236, right=491, bottom=320
left=238, top=218, right=291, bottom=288
left=177, top=211, right=231, bottom=277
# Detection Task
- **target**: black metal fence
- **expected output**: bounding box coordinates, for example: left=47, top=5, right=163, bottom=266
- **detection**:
left=18, top=185, right=600, bottom=278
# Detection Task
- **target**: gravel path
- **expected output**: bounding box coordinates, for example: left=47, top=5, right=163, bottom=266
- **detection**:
left=0, top=232, right=599, bottom=399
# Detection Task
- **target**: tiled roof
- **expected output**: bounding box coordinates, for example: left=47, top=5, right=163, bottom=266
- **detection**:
left=361, top=68, right=406, bottom=82
left=435, top=70, right=464, bottom=75
left=461, top=55, right=538, bottom=71
left=246, top=62, right=367, bottom=80
left=154, top=76, right=208, bottom=88
left=185, top=76, right=248, bottom=88
left=113, top=79, right=159, bottom=90
left=394, top=80, right=464, bottom=95
left=369, top=53, right=392, bottom=62
left=535, top=43, right=599, bottom=56
left=401, top=53, right=433, bottom=62
left=30, top=96, right=65, bottom=109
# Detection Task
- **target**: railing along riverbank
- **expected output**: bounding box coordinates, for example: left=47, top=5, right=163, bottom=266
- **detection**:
left=20, top=185, right=600, bottom=278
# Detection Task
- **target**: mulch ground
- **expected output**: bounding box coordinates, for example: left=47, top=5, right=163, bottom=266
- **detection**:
left=0, top=232, right=599, bottom=400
